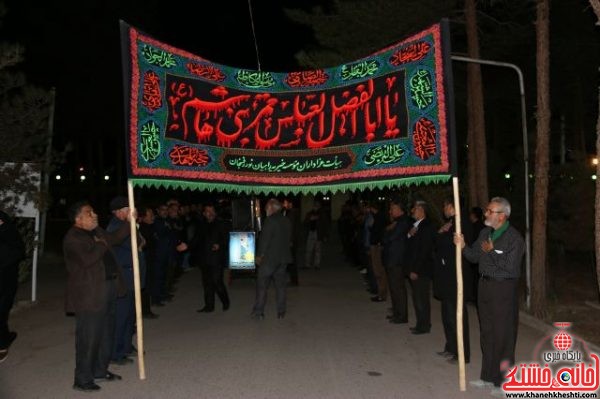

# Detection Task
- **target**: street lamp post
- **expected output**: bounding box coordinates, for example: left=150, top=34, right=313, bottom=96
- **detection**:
left=451, top=55, right=532, bottom=310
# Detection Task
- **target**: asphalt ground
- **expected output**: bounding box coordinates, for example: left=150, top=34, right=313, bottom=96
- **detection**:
left=0, top=239, right=566, bottom=399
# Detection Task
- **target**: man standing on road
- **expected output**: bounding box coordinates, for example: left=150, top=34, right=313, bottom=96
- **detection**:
left=189, top=203, right=230, bottom=313
left=405, top=200, right=436, bottom=335
left=63, top=201, right=128, bottom=392
left=251, top=198, right=292, bottom=320
left=0, top=210, right=25, bottom=363
left=454, top=197, right=524, bottom=392
left=382, top=199, right=410, bottom=324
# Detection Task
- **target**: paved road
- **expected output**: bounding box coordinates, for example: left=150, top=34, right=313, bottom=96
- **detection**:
left=1, top=242, right=551, bottom=399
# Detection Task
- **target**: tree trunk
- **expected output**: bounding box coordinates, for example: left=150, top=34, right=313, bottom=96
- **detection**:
left=464, top=0, right=488, bottom=208
left=467, top=90, right=478, bottom=208
left=531, top=0, right=551, bottom=318
left=589, top=0, right=600, bottom=302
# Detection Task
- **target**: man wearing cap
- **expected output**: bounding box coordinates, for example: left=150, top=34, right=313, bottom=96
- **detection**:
left=63, top=201, right=128, bottom=391
left=106, top=196, right=145, bottom=365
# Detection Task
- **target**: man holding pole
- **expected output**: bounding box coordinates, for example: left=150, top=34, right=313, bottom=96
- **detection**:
left=106, top=196, right=144, bottom=365
left=454, top=197, right=524, bottom=392
left=63, top=201, right=127, bottom=392
left=433, top=197, right=471, bottom=364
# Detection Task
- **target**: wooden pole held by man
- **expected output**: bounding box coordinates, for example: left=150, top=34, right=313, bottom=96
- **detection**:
left=127, top=180, right=146, bottom=379
left=452, top=177, right=466, bottom=391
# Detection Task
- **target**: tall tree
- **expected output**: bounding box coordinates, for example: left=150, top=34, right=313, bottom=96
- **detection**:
left=531, top=0, right=550, bottom=317
left=590, top=0, right=600, bottom=301
left=285, top=0, right=457, bottom=69
left=0, top=6, right=50, bottom=213
left=464, top=0, right=489, bottom=208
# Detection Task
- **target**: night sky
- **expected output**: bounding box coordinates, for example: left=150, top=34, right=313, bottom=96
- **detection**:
left=1, top=0, right=315, bottom=177
left=2, top=0, right=599, bottom=210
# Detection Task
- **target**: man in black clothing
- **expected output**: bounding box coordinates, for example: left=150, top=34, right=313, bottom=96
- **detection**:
left=382, top=200, right=410, bottom=324
left=433, top=198, right=471, bottom=363
left=0, top=210, right=25, bottom=363
left=282, top=198, right=300, bottom=286
left=63, top=201, right=127, bottom=391
left=455, top=197, right=524, bottom=390
left=405, top=200, right=436, bottom=335
left=252, top=198, right=292, bottom=319
left=190, top=204, right=230, bottom=313
left=368, top=202, right=388, bottom=302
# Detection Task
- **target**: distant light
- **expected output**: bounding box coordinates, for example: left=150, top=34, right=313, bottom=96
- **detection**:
left=104, top=175, right=110, bottom=181
left=79, top=166, right=84, bottom=172
left=504, top=173, right=511, bottom=179
left=529, top=174, right=534, bottom=178
left=80, top=175, right=86, bottom=181
left=55, top=175, right=61, bottom=180
left=593, top=158, right=598, bottom=166
left=593, top=175, right=597, bottom=181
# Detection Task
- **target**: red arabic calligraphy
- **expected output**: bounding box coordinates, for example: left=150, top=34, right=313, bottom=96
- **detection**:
left=142, top=71, right=162, bottom=112
left=389, top=41, right=431, bottom=66
left=186, top=63, right=226, bottom=82
left=284, top=70, right=329, bottom=88
left=167, top=72, right=407, bottom=150
left=169, top=145, right=209, bottom=166
left=413, top=117, right=437, bottom=160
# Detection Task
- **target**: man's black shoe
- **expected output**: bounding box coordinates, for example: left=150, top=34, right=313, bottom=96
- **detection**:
left=447, top=355, right=470, bottom=364
left=277, top=312, right=285, bottom=319
left=7, top=332, right=17, bottom=346
left=0, top=349, right=8, bottom=364
left=197, top=307, right=214, bottom=313
left=110, top=357, right=133, bottom=365
left=436, top=350, right=454, bottom=358
left=73, top=382, right=101, bottom=392
left=389, top=318, right=408, bottom=324
left=143, top=312, right=159, bottom=319
left=250, top=313, right=264, bottom=320
left=95, top=371, right=122, bottom=381
left=411, top=329, right=430, bottom=335
left=223, top=303, right=230, bottom=311
left=370, top=296, right=385, bottom=302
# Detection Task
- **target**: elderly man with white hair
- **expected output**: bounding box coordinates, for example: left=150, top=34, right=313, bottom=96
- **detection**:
left=454, top=197, right=525, bottom=394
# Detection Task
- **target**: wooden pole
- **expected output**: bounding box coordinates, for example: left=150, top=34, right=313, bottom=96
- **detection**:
left=127, top=180, right=146, bottom=379
left=452, top=177, right=466, bottom=391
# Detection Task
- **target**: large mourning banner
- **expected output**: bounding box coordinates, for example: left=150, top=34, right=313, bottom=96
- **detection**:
left=121, top=20, right=455, bottom=194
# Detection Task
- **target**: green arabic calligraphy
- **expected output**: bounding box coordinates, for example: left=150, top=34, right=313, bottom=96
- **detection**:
left=142, top=45, right=177, bottom=68
left=340, top=60, right=380, bottom=81
left=235, top=70, right=276, bottom=88
left=227, top=156, right=344, bottom=173
left=140, top=121, right=161, bottom=162
left=409, top=69, right=434, bottom=109
left=363, top=144, right=405, bottom=166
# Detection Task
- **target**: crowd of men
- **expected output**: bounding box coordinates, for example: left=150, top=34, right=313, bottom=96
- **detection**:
left=339, top=196, right=524, bottom=394
left=13, top=192, right=522, bottom=394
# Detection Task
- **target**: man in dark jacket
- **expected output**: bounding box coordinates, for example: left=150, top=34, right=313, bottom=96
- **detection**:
left=252, top=198, right=292, bottom=319
left=0, top=210, right=25, bottom=363
left=190, top=203, right=230, bottom=313
left=63, top=201, right=128, bottom=391
left=382, top=200, right=411, bottom=324
left=433, top=198, right=471, bottom=363
left=106, top=196, right=145, bottom=365
left=405, top=200, right=436, bottom=335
